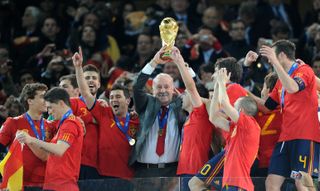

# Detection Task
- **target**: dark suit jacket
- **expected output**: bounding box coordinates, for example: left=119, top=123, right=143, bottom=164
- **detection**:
left=129, top=72, right=185, bottom=165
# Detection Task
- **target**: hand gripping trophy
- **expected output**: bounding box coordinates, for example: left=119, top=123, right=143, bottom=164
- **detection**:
left=159, top=17, right=179, bottom=60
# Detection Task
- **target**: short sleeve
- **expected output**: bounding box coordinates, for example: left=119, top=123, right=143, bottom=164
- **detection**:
left=0, top=117, right=16, bottom=146
left=292, top=66, right=313, bottom=90
left=57, top=120, right=79, bottom=145
left=192, top=103, right=207, bottom=117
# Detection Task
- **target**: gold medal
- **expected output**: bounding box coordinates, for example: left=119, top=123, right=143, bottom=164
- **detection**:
left=129, top=138, right=136, bottom=146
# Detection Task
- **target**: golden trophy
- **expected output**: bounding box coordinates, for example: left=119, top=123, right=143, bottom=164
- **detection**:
left=159, top=17, right=179, bottom=60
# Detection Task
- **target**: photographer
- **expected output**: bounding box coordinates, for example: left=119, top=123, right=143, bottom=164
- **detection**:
left=0, top=44, right=19, bottom=103
left=182, top=25, right=227, bottom=73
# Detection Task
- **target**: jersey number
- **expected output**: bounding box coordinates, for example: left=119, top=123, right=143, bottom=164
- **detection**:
left=261, top=113, right=277, bottom=136
left=200, top=164, right=211, bottom=176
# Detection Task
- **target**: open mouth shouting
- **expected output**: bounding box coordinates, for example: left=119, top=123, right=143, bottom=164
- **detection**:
left=111, top=102, right=120, bottom=112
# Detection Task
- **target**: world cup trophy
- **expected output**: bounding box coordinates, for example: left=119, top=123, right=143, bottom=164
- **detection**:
left=159, top=17, right=179, bottom=60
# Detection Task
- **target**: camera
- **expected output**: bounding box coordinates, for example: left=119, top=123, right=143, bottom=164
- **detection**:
left=199, top=35, right=209, bottom=42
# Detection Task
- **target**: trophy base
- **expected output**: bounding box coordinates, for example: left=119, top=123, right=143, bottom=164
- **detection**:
left=160, top=51, right=172, bottom=61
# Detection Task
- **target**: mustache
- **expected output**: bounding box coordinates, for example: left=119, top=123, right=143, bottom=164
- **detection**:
left=157, top=92, right=169, bottom=97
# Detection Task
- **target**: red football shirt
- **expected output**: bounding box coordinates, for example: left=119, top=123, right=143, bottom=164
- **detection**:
left=44, top=115, right=84, bottom=191
left=70, top=98, right=98, bottom=168
left=177, top=103, right=214, bottom=175
left=269, top=64, right=320, bottom=142
left=255, top=110, right=282, bottom=168
left=223, top=112, right=260, bottom=191
left=222, top=83, right=248, bottom=144
left=90, top=101, right=139, bottom=179
left=0, top=114, right=55, bottom=186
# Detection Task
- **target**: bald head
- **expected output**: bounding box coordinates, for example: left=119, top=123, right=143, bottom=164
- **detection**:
left=153, top=73, right=175, bottom=106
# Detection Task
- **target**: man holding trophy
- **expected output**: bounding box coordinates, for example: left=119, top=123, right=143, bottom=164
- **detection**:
left=129, top=18, right=190, bottom=191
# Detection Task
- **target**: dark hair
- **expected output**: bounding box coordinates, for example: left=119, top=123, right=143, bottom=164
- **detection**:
left=138, top=32, right=153, bottom=44
left=239, top=1, right=257, bottom=18
left=272, top=39, right=296, bottom=60
left=20, top=83, right=48, bottom=110
left=239, top=96, right=258, bottom=116
left=271, top=21, right=290, bottom=37
left=199, top=63, right=215, bottom=73
left=264, top=72, right=278, bottom=91
left=111, top=84, right=130, bottom=99
left=59, top=74, right=78, bottom=88
left=83, top=64, right=100, bottom=73
left=83, top=64, right=101, bottom=81
left=44, top=87, right=70, bottom=107
left=40, top=16, right=59, bottom=28
left=196, top=83, right=209, bottom=98
left=4, top=96, right=25, bottom=116
left=312, top=53, right=320, bottom=65
left=230, top=19, right=245, bottom=29
left=197, top=25, right=213, bottom=33
left=215, top=57, right=243, bottom=83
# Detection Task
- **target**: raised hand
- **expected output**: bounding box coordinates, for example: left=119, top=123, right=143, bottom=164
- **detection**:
left=217, top=68, right=230, bottom=86
left=259, top=45, right=279, bottom=66
left=151, top=45, right=170, bottom=67
left=244, top=50, right=259, bottom=66
left=72, top=46, right=83, bottom=68
left=170, top=46, right=184, bottom=65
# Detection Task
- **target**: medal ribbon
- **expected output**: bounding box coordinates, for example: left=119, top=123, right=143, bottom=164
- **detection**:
left=57, top=109, right=73, bottom=130
left=114, top=113, right=133, bottom=144
left=158, top=106, right=169, bottom=133
left=280, top=62, right=298, bottom=108
left=25, top=113, right=45, bottom=141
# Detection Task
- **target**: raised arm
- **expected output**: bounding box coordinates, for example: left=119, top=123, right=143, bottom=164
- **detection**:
left=217, top=68, right=240, bottom=123
left=73, top=47, right=95, bottom=109
left=209, top=74, right=230, bottom=132
left=133, top=46, right=167, bottom=114
left=171, top=47, right=202, bottom=108
left=260, top=45, right=299, bottom=93
left=209, top=80, right=220, bottom=123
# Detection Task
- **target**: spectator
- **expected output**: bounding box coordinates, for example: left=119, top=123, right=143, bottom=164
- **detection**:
left=117, top=33, right=155, bottom=73
left=182, top=25, right=227, bottom=73
left=166, top=0, right=202, bottom=34
left=312, top=54, right=320, bottom=77
left=201, top=6, right=230, bottom=45
left=239, top=1, right=270, bottom=48
left=70, top=24, right=113, bottom=78
left=224, top=19, right=253, bottom=60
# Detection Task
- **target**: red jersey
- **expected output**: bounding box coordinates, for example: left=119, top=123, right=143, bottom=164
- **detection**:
left=221, top=83, right=248, bottom=144
left=0, top=114, right=55, bottom=186
left=177, top=103, right=214, bottom=175
left=44, top=115, right=84, bottom=191
left=223, top=112, right=260, bottom=191
left=255, top=110, right=282, bottom=168
left=226, top=83, right=248, bottom=106
left=70, top=98, right=98, bottom=168
left=90, top=101, right=139, bottom=179
left=269, top=64, right=320, bottom=142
